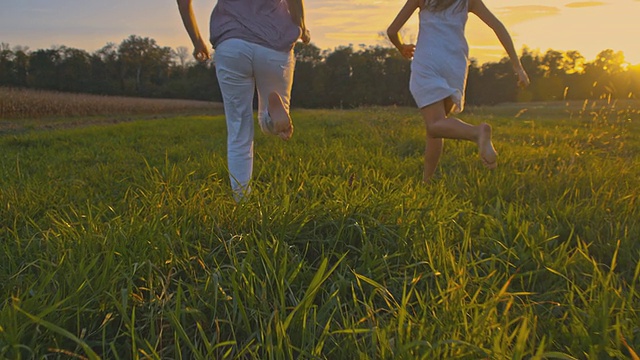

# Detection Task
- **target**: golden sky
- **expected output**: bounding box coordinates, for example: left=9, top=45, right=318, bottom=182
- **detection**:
left=303, top=0, right=640, bottom=64
left=0, top=0, right=638, bottom=65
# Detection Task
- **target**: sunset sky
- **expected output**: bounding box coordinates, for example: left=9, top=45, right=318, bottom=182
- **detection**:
left=1, top=0, right=639, bottom=65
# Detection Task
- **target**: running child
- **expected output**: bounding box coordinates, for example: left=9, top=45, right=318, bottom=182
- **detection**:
left=387, top=0, right=530, bottom=181
left=177, top=0, right=310, bottom=201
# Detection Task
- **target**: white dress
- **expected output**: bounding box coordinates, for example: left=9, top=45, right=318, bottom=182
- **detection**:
left=410, top=1, right=469, bottom=113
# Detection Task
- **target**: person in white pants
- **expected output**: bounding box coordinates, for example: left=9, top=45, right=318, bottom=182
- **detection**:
left=177, top=0, right=310, bottom=201
left=214, top=38, right=295, bottom=200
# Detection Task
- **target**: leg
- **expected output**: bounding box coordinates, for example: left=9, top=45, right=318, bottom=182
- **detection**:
left=424, top=136, right=443, bottom=182
left=420, top=99, right=497, bottom=176
left=254, top=44, right=296, bottom=140
left=443, top=97, right=498, bottom=169
left=421, top=100, right=450, bottom=182
left=420, top=99, right=477, bottom=141
left=214, top=39, right=256, bottom=200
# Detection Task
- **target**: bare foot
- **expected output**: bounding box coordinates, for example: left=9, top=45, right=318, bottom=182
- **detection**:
left=478, top=123, right=497, bottom=169
left=268, top=92, right=293, bottom=141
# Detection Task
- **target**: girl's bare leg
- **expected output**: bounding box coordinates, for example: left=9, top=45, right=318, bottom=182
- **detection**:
left=424, top=136, right=443, bottom=182
left=420, top=100, right=497, bottom=177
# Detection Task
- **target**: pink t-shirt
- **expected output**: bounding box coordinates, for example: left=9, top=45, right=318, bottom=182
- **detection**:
left=210, top=0, right=302, bottom=52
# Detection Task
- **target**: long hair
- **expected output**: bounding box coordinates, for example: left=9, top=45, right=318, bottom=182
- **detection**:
left=423, top=0, right=466, bottom=12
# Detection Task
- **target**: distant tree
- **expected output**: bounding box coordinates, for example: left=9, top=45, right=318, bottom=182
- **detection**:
left=28, top=48, right=60, bottom=90
left=541, top=50, right=566, bottom=77
left=382, top=51, right=413, bottom=106
left=474, top=59, right=517, bottom=105
left=58, top=47, right=92, bottom=92
left=292, top=42, right=323, bottom=107
left=563, top=50, right=585, bottom=74
left=323, top=45, right=353, bottom=107
left=466, top=58, right=483, bottom=105
left=1, top=35, right=637, bottom=106
left=587, top=49, right=625, bottom=75
left=0, top=43, right=16, bottom=85
left=173, top=46, right=192, bottom=68
left=584, top=49, right=627, bottom=99
left=85, top=43, right=120, bottom=95
left=294, top=42, right=322, bottom=64
left=561, top=50, right=588, bottom=100
left=118, top=35, right=173, bottom=96
left=348, top=46, right=389, bottom=106
left=12, top=46, right=30, bottom=87
left=88, top=43, right=120, bottom=95
left=184, top=61, right=221, bottom=101
left=534, top=50, right=567, bottom=100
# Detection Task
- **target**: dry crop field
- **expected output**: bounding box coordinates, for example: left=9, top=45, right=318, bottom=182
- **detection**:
left=0, top=87, right=223, bottom=132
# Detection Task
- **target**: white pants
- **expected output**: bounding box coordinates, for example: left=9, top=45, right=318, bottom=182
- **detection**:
left=214, top=39, right=295, bottom=200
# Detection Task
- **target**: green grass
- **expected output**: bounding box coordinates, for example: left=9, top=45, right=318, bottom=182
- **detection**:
left=0, top=102, right=639, bottom=359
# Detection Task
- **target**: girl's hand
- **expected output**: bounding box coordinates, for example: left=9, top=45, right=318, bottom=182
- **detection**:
left=301, top=28, right=311, bottom=44
left=515, top=67, right=530, bottom=88
left=193, top=40, right=211, bottom=62
left=398, top=44, right=416, bottom=59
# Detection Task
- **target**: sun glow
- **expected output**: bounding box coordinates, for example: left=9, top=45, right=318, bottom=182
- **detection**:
left=480, top=0, right=640, bottom=65
left=306, top=0, right=640, bottom=66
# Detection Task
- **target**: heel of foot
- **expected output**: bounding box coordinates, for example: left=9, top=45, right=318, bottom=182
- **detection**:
left=268, top=92, right=293, bottom=140
left=478, top=123, right=497, bottom=168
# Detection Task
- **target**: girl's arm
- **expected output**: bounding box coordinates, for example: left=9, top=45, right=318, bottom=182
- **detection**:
left=469, top=0, right=530, bottom=87
left=387, top=0, right=421, bottom=59
left=177, top=0, right=211, bottom=62
left=288, top=0, right=311, bottom=44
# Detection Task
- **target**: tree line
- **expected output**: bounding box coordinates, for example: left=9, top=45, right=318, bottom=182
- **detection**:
left=1, top=35, right=639, bottom=108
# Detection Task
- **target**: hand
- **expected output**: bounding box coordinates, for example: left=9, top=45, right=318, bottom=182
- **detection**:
left=192, top=40, right=211, bottom=63
left=398, top=44, right=415, bottom=60
left=301, top=28, right=311, bottom=44
left=515, top=67, right=530, bottom=88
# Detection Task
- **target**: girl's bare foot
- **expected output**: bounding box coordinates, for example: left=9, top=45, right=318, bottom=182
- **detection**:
left=268, top=92, right=293, bottom=141
left=478, top=123, right=497, bottom=169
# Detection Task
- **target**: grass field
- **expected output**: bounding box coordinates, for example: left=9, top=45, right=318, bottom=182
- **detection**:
left=0, top=95, right=639, bottom=359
